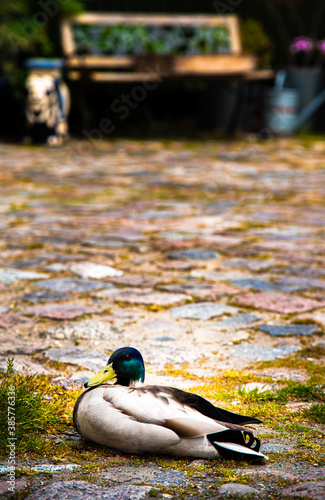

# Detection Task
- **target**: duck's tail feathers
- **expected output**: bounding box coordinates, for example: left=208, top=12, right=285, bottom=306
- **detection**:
left=212, top=407, right=262, bottom=425
left=208, top=430, right=267, bottom=461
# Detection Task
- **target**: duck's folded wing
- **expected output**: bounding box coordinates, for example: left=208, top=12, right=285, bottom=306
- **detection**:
left=153, top=386, right=262, bottom=425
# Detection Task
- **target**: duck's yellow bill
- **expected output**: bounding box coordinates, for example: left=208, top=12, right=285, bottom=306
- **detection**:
left=84, top=363, right=116, bottom=388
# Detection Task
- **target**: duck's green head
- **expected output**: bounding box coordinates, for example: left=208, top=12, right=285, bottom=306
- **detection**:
left=84, top=347, right=145, bottom=388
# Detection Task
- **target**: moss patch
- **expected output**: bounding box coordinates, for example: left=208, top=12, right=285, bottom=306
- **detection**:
left=0, top=359, right=81, bottom=457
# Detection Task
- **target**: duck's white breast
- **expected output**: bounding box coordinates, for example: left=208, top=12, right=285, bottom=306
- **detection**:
left=75, top=386, right=182, bottom=454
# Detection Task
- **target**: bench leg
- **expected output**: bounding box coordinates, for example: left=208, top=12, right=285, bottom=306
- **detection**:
left=225, top=82, right=244, bottom=136
left=76, top=74, right=90, bottom=131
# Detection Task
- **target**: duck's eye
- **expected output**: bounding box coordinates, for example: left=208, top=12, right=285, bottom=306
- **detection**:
left=103, top=369, right=108, bottom=373
left=124, top=354, right=131, bottom=360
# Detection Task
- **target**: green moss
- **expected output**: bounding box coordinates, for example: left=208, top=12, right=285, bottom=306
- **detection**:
left=237, top=386, right=275, bottom=403
left=301, top=403, right=325, bottom=424
left=8, top=219, right=27, bottom=227
left=148, top=489, right=159, bottom=497
left=298, top=344, right=325, bottom=360
left=26, top=242, right=44, bottom=250
left=9, top=202, right=28, bottom=211
left=276, top=383, right=325, bottom=403
left=0, top=359, right=81, bottom=457
left=146, top=304, right=169, bottom=312
left=162, top=365, right=200, bottom=380
left=119, top=253, right=130, bottom=260
left=253, top=350, right=325, bottom=382
left=42, top=359, right=72, bottom=373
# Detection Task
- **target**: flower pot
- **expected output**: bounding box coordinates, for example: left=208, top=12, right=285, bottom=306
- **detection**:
left=264, top=88, right=300, bottom=135
left=286, top=68, right=325, bottom=131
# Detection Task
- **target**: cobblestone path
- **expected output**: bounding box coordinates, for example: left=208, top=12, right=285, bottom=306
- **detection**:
left=0, top=138, right=324, bottom=499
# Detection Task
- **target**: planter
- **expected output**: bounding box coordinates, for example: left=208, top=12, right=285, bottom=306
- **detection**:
left=134, top=54, right=257, bottom=76
left=264, top=88, right=300, bottom=135
left=286, top=68, right=325, bottom=131
left=174, top=54, right=256, bottom=74
left=134, top=54, right=175, bottom=74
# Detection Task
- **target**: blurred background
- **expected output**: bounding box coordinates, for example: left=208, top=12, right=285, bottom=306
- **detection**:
left=1, top=0, right=325, bottom=140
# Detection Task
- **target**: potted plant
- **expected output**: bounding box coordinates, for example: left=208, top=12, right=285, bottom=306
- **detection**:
left=262, top=0, right=325, bottom=132
left=133, top=26, right=186, bottom=73
left=187, top=25, right=230, bottom=55
left=240, top=18, right=273, bottom=69
left=74, top=24, right=149, bottom=56
left=286, top=36, right=325, bottom=130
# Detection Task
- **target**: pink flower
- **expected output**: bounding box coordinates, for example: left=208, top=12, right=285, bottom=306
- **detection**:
left=290, top=36, right=313, bottom=54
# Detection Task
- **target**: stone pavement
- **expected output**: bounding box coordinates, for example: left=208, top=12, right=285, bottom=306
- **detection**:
left=0, top=137, right=324, bottom=498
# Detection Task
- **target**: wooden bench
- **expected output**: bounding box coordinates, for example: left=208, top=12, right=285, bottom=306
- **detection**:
left=60, top=12, right=274, bottom=83
left=60, top=12, right=274, bottom=134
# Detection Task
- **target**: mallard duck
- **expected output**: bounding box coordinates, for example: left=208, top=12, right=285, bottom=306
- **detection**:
left=73, top=347, right=266, bottom=460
